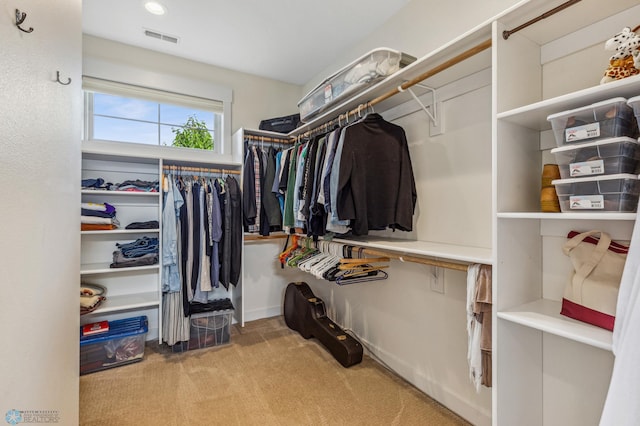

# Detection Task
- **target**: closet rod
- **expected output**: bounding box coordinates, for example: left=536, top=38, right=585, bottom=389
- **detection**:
left=244, top=233, right=288, bottom=241
left=502, top=0, right=581, bottom=40
left=358, top=247, right=470, bottom=272
left=245, top=134, right=293, bottom=144
left=162, top=165, right=241, bottom=175
left=296, top=38, right=492, bottom=139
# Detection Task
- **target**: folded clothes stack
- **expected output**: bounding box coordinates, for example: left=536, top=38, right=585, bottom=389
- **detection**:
left=82, top=177, right=159, bottom=192
left=81, top=283, right=107, bottom=315
left=81, top=202, right=120, bottom=231
left=110, top=236, right=159, bottom=268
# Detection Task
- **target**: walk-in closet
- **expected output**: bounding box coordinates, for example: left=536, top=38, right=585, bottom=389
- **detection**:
left=4, top=0, right=640, bottom=425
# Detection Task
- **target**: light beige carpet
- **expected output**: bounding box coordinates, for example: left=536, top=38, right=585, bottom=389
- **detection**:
left=80, top=316, right=471, bottom=425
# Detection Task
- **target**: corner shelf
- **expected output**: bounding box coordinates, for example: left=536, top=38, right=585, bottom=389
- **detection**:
left=85, top=291, right=160, bottom=315
left=328, top=236, right=492, bottom=265
left=497, top=212, right=637, bottom=220
left=80, top=262, right=160, bottom=275
left=498, top=299, right=612, bottom=351
left=81, top=189, right=161, bottom=198
left=497, top=75, right=640, bottom=131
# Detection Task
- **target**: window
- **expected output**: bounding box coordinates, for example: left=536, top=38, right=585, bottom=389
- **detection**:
left=83, top=77, right=223, bottom=152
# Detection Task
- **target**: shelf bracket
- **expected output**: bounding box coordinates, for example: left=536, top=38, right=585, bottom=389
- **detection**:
left=398, top=83, right=443, bottom=135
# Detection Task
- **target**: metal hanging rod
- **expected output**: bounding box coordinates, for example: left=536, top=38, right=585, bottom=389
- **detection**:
left=162, top=165, right=241, bottom=175
left=502, top=0, right=582, bottom=40
left=357, top=247, right=471, bottom=272
left=244, top=233, right=289, bottom=241
left=245, top=134, right=293, bottom=144
left=295, top=38, right=492, bottom=139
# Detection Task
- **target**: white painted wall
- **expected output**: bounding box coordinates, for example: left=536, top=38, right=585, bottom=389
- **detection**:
left=303, top=0, right=523, bottom=95
left=0, top=0, right=81, bottom=423
left=83, top=35, right=303, bottom=134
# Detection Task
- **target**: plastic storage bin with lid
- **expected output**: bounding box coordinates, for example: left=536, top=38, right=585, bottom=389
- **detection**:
left=298, top=48, right=416, bottom=123
left=547, top=97, right=638, bottom=147
left=550, top=136, right=640, bottom=179
left=80, top=316, right=148, bottom=375
left=551, top=173, right=640, bottom=212
left=627, top=95, right=640, bottom=133
left=171, top=308, right=233, bottom=353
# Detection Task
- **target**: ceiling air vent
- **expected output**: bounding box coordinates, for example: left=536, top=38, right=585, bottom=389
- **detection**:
left=144, top=29, right=179, bottom=44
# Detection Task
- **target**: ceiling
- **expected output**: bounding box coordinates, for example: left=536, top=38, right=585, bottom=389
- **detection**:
left=82, top=0, right=410, bottom=86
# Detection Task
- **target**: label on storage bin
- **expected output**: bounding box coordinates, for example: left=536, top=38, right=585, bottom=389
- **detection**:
left=565, top=122, right=600, bottom=142
left=569, top=159, right=605, bottom=177
left=569, top=195, right=604, bottom=209
left=324, top=84, right=332, bottom=102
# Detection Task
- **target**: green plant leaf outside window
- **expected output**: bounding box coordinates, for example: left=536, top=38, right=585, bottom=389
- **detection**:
left=172, top=116, right=214, bottom=150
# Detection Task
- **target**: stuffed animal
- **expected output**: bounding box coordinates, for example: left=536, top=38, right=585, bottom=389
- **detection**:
left=601, top=26, right=640, bottom=84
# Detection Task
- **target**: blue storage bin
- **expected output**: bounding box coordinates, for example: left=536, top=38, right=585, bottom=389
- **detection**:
left=80, top=316, right=148, bottom=375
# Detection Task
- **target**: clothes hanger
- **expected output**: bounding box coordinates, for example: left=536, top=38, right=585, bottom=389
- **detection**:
left=336, top=269, right=388, bottom=285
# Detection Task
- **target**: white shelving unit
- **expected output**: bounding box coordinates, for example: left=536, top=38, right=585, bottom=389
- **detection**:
left=80, top=151, right=163, bottom=339
left=81, top=140, right=243, bottom=340
left=494, top=1, right=640, bottom=424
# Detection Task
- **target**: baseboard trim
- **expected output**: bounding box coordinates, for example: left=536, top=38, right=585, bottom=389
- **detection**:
left=244, top=305, right=282, bottom=323
left=358, top=335, right=492, bottom=426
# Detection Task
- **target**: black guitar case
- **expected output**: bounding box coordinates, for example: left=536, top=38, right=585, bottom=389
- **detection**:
left=284, top=282, right=363, bottom=368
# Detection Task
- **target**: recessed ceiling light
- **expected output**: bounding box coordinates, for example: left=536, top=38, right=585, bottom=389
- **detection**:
left=144, top=1, right=166, bottom=15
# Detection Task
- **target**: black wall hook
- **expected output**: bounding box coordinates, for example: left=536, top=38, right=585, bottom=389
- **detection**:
left=15, top=9, right=34, bottom=33
left=56, top=71, right=71, bottom=86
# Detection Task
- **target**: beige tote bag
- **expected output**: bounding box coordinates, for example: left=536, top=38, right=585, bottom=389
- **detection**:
left=561, top=230, right=628, bottom=331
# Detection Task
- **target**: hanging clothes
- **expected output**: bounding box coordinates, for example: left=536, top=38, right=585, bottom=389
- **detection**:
left=162, top=175, right=183, bottom=293
left=243, top=146, right=257, bottom=231
left=161, top=171, right=241, bottom=347
left=220, top=175, right=243, bottom=289
left=262, top=146, right=283, bottom=228
left=277, top=113, right=416, bottom=237
left=243, top=142, right=284, bottom=236
left=335, top=113, right=417, bottom=236
left=466, top=263, right=492, bottom=391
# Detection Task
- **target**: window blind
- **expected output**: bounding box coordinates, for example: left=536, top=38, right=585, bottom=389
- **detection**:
left=82, top=76, right=224, bottom=113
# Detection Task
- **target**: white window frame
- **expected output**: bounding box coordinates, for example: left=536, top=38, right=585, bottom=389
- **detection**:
left=82, top=57, right=233, bottom=155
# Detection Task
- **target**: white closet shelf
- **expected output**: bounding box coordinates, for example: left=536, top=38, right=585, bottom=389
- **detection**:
left=82, top=139, right=242, bottom=167
left=497, top=75, right=640, bottom=131
left=243, top=128, right=292, bottom=139
left=82, top=189, right=161, bottom=198
left=329, top=236, right=492, bottom=265
left=81, top=229, right=160, bottom=235
left=497, top=299, right=612, bottom=351
left=497, top=212, right=638, bottom=220
left=80, top=262, right=160, bottom=275
left=85, top=291, right=160, bottom=315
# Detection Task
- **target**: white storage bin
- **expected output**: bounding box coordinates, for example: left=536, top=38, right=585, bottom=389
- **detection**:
left=298, top=48, right=416, bottom=122
left=552, top=173, right=640, bottom=212
left=547, top=97, right=638, bottom=147
left=550, top=136, right=640, bottom=178
left=626, top=95, right=640, bottom=134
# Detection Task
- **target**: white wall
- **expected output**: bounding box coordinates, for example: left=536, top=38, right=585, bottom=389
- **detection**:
left=0, top=0, right=81, bottom=423
left=83, top=35, right=303, bottom=134
left=303, top=0, right=523, bottom=94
